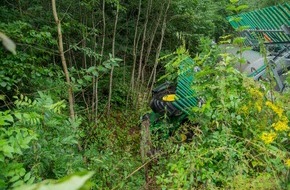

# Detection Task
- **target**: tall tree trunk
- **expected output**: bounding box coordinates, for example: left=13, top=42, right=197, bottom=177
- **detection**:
left=51, top=0, right=75, bottom=121
left=18, top=0, right=23, bottom=17
left=136, top=0, right=152, bottom=86
left=107, top=4, right=119, bottom=116
left=130, top=0, right=142, bottom=90
left=148, top=0, right=171, bottom=94
left=141, top=3, right=164, bottom=84
left=82, top=16, right=88, bottom=68
left=93, top=0, right=106, bottom=123
left=100, top=0, right=106, bottom=60
left=91, top=9, right=97, bottom=123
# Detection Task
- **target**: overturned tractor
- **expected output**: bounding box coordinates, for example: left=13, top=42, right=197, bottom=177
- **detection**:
left=140, top=3, right=290, bottom=174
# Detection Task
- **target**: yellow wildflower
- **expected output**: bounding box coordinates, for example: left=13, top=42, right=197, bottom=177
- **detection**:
left=240, top=105, right=249, bottom=114
left=272, top=120, right=289, bottom=131
left=249, top=88, right=263, bottom=99
left=265, top=101, right=283, bottom=118
left=255, top=102, right=262, bottom=113
left=265, top=101, right=272, bottom=107
left=261, top=131, right=277, bottom=144
left=281, top=116, right=289, bottom=122
left=285, top=159, right=290, bottom=168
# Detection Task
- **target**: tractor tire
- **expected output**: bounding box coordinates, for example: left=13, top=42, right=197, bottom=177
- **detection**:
left=150, top=85, right=181, bottom=117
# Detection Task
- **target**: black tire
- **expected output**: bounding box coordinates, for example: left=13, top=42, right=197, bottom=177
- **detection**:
left=150, top=84, right=181, bottom=117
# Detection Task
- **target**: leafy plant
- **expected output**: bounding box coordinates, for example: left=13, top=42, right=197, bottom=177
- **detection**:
left=0, top=92, right=87, bottom=189
left=14, top=171, right=95, bottom=190
left=0, top=32, right=16, bottom=55
left=0, top=110, right=38, bottom=188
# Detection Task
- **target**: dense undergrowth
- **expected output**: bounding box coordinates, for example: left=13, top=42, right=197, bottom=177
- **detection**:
left=1, top=32, right=290, bottom=189
left=1, top=34, right=290, bottom=189
left=0, top=91, right=145, bottom=189
left=148, top=41, right=290, bottom=189
left=1, top=1, right=290, bottom=189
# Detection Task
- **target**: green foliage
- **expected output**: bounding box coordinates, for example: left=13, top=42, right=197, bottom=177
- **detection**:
left=0, top=32, right=16, bottom=55
left=159, top=46, right=190, bottom=82
left=151, top=37, right=290, bottom=189
left=14, top=171, right=95, bottom=190
left=0, top=92, right=86, bottom=189
left=0, top=110, right=38, bottom=188
left=166, top=0, right=232, bottom=52
left=82, top=113, right=144, bottom=189
left=0, top=21, right=65, bottom=101
left=1, top=92, right=144, bottom=189
left=1, top=0, right=289, bottom=190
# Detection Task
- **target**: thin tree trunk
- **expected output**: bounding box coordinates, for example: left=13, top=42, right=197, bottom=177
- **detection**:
left=82, top=17, right=88, bottom=68
left=136, top=0, right=152, bottom=86
left=141, top=4, right=164, bottom=84
left=148, top=0, right=171, bottom=94
left=51, top=0, right=75, bottom=121
left=91, top=9, right=97, bottom=122
left=93, top=0, right=106, bottom=123
left=130, top=0, right=142, bottom=90
left=100, top=0, right=106, bottom=60
left=18, top=0, right=22, bottom=17
left=107, top=4, right=119, bottom=116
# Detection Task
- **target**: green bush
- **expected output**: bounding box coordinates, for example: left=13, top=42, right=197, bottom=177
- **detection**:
left=0, top=92, right=85, bottom=189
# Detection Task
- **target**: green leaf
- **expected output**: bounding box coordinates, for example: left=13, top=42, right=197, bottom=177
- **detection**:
left=87, top=66, right=96, bottom=73
left=77, top=79, right=84, bottom=85
left=0, top=82, right=7, bottom=87
left=3, top=145, right=14, bottom=158
left=51, top=172, right=94, bottom=190
left=24, top=172, right=31, bottom=182
left=233, top=37, right=245, bottom=45
left=236, top=25, right=251, bottom=32
left=0, top=111, right=13, bottom=125
left=97, top=65, right=107, bottom=72
left=0, top=95, right=5, bottom=100
left=0, top=154, right=4, bottom=162
left=236, top=5, right=249, bottom=11
left=15, top=171, right=94, bottom=190
left=5, top=114, right=13, bottom=123
left=229, top=0, right=239, bottom=4
left=228, top=17, right=242, bottom=23
left=92, top=70, right=99, bottom=77
left=26, top=176, right=35, bottom=185
left=113, top=57, right=122, bottom=62
left=14, top=112, right=22, bottom=120
left=19, top=168, right=26, bottom=177
left=11, top=180, right=24, bottom=187
left=103, top=62, right=112, bottom=69
left=227, top=5, right=236, bottom=11
left=0, top=32, right=16, bottom=55
left=9, top=175, right=20, bottom=183
left=84, top=75, right=92, bottom=81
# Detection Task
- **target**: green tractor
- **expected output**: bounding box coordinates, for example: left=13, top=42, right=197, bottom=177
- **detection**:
left=140, top=3, right=290, bottom=167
